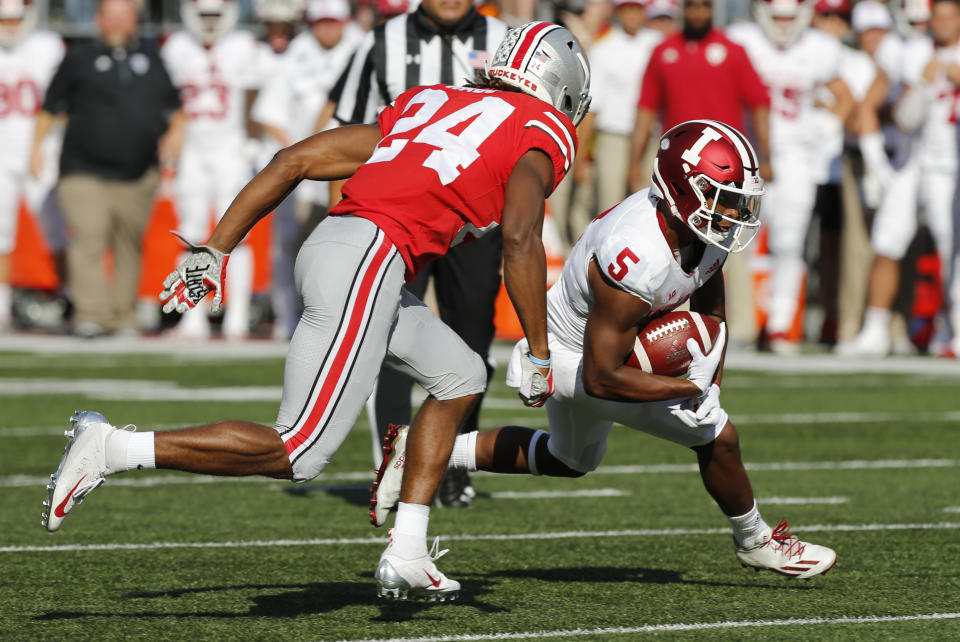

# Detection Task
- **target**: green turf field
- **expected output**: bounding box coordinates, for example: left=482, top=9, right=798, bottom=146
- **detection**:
left=1, top=346, right=959, bottom=640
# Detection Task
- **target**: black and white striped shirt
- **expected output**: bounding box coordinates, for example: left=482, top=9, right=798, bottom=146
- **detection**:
left=332, top=7, right=508, bottom=125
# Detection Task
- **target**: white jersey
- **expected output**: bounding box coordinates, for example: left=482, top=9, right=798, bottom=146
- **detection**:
left=161, top=30, right=266, bottom=152
left=901, top=37, right=960, bottom=173
left=726, top=23, right=841, bottom=153
left=252, top=23, right=363, bottom=145
left=547, top=190, right=728, bottom=353
left=0, top=30, right=65, bottom=172
left=588, top=27, right=662, bottom=135
left=811, top=44, right=875, bottom=184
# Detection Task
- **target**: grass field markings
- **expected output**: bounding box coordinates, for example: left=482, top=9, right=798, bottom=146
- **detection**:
left=488, top=489, right=630, bottom=499
left=757, top=497, right=848, bottom=505
left=3, top=522, right=958, bottom=554
left=1, top=457, right=956, bottom=488
left=943, top=507, right=960, bottom=513
left=343, top=613, right=960, bottom=641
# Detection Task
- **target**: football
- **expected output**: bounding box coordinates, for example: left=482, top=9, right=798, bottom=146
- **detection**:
left=625, top=311, right=721, bottom=377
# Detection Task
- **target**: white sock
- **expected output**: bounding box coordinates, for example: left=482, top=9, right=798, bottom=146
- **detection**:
left=727, top=501, right=769, bottom=549
left=105, top=430, right=156, bottom=473
left=447, top=431, right=477, bottom=471
left=862, top=307, right=891, bottom=333
left=391, top=502, right=430, bottom=560
left=0, top=283, right=11, bottom=324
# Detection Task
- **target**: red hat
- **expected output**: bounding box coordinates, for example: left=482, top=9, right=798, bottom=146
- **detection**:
left=814, top=0, right=851, bottom=16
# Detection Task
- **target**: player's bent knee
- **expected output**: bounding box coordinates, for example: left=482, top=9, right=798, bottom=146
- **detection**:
left=428, top=351, right=487, bottom=401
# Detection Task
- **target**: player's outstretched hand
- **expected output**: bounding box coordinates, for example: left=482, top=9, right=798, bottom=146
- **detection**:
left=159, top=231, right=230, bottom=314
left=518, top=352, right=554, bottom=408
left=686, top=322, right=726, bottom=393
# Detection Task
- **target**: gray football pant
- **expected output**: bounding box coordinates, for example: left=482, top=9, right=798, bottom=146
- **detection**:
left=275, top=215, right=487, bottom=482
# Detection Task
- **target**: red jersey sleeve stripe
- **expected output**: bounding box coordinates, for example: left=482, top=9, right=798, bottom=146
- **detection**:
left=510, top=22, right=557, bottom=70
left=524, top=119, right=571, bottom=171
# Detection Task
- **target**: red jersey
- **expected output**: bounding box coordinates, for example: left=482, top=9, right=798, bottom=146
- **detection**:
left=329, top=84, right=577, bottom=279
left=638, top=29, right=769, bottom=130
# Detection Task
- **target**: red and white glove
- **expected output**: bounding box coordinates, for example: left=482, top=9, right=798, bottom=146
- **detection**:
left=159, top=231, right=230, bottom=314
left=518, top=352, right=554, bottom=407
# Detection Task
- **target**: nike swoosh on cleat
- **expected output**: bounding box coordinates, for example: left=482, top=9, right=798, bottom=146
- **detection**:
left=424, top=570, right=441, bottom=588
left=53, top=475, right=87, bottom=518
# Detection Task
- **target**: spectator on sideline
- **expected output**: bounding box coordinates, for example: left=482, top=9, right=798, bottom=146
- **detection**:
left=30, top=0, right=184, bottom=338
left=252, top=0, right=363, bottom=339
left=330, top=0, right=507, bottom=508
left=574, top=0, right=676, bottom=228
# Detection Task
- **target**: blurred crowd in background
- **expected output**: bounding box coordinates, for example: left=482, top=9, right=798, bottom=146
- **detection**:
left=2, top=0, right=959, bottom=361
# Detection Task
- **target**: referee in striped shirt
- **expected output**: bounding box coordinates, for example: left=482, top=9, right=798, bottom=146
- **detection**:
left=330, top=0, right=507, bottom=508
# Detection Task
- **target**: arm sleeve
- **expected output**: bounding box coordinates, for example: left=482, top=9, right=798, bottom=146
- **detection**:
left=333, top=31, right=383, bottom=125
left=41, top=46, right=76, bottom=114
left=733, top=45, right=770, bottom=109
left=518, top=109, right=578, bottom=191
left=637, top=48, right=662, bottom=112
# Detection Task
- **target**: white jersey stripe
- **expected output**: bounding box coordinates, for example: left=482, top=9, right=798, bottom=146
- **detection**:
left=524, top=119, right=570, bottom=171
left=544, top=111, right=576, bottom=166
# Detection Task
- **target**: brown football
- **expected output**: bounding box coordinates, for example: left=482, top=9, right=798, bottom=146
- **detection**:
left=625, top=311, right=721, bottom=377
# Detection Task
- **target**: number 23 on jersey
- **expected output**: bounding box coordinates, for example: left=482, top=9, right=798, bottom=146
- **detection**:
left=368, top=87, right=516, bottom=186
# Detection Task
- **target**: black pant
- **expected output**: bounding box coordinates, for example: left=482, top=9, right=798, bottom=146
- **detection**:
left=371, top=230, right=502, bottom=442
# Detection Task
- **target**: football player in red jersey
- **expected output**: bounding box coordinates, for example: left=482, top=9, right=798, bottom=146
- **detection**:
left=376, top=119, right=838, bottom=580
left=41, top=22, right=589, bottom=602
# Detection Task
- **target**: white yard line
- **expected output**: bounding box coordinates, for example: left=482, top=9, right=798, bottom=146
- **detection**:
left=490, top=489, right=630, bottom=499
left=758, top=497, right=848, bottom=505
left=1, top=457, right=956, bottom=489
left=1, top=522, right=957, bottom=554
left=342, top=613, right=960, bottom=642
left=943, top=507, right=960, bottom=513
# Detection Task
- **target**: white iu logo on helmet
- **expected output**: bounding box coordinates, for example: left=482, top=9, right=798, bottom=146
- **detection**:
left=680, top=126, right=723, bottom=166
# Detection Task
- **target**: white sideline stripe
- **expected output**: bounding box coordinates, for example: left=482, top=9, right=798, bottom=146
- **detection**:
left=759, top=497, right=848, bottom=505
left=1, top=458, right=956, bottom=488
left=2, top=522, right=958, bottom=554
left=490, top=489, right=629, bottom=499
left=344, top=613, right=960, bottom=642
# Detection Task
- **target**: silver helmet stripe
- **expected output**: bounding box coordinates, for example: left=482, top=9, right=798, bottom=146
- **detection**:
left=509, top=22, right=562, bottom=71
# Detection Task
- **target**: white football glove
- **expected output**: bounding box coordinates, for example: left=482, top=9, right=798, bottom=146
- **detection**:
left=159, top=231, right=230, bottom=314
left=685, top=322, right=726, bottom=394
left=694, top=383, right=724, bottom=425
left=518, top=352, right=554, bottom=408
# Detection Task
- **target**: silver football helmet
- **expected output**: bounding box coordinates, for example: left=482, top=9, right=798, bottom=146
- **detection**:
left=487, top=22, right=591, bottom=126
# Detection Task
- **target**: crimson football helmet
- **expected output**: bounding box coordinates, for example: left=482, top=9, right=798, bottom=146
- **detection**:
left=650, top=120, right=764, bottom=254
left=0, top=0, right=37, bottom=48
left=755, top=0, right=815, bottom=47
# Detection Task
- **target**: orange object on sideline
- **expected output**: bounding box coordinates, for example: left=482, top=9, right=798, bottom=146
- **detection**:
left=750, top=228, right=805, bottom=342
left=10, top=199, right=58, bottom=291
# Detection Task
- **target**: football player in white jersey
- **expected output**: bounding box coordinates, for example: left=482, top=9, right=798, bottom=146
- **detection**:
left=252, top=0, right=363, bottom=339
left=727, top=0, right=853, bottom=354
left=162, top=0, right=267, bottom=339
left=373, top=120, right=839, bottom=579
left=0, top=0, right=65, bottom=331
left=841, top=0, right=960, bottom=357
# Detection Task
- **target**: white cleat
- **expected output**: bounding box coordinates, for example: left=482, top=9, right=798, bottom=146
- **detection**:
left=834, top=326, right=890, bottom=358
left=369, top=424, right=408, bottom=527
left=375, top=536, right=460, bottom=601
left=43, top=410, right=118, bottom=532
left=736, top=520, right=837, bottom=579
